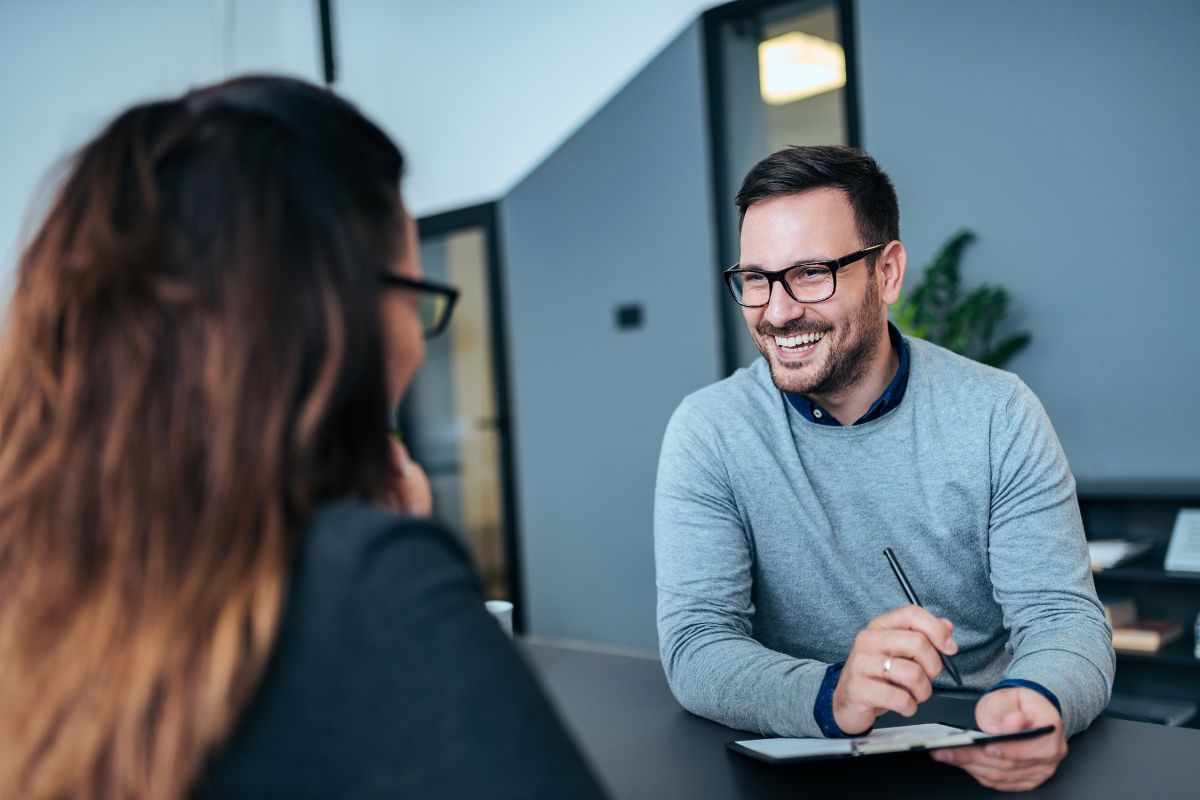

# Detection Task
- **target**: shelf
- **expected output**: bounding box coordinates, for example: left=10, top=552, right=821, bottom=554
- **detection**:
left=1115, top=637, right=1200, bottom=668
left=1092, top=565, right=1200, bottom=586
left=1079, top=493, right=1200, bottom=711
left=1076, top=480, right=1200, bottom=501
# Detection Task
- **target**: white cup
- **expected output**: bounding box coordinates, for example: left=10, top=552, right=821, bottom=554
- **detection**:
left=485, top=600, right=514, bottom=638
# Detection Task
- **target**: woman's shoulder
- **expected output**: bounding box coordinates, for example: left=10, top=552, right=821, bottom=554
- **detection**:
left=298, top=499, right=475, bottom=590
left=205, top=499, right=607, bottom=799
left=306, top=498, right=467, bottom=559
left=278, top=500, right=487, bottom=669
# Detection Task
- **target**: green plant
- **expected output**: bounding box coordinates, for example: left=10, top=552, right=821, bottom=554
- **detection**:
left=892, top=230, right=1031, bottom=368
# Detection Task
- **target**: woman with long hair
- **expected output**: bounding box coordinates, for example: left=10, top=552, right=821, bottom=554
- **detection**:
left=0, top=76, right=604, bottom=799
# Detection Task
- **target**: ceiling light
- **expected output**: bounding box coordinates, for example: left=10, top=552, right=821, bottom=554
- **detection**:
left=758, top=31, right=846, bottom=105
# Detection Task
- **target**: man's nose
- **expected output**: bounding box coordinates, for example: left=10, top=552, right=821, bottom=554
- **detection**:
left=762, top=281, right=804, bottom=327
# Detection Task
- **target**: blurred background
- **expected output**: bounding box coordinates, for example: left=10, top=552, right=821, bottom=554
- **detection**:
left=2, top=0, right=1198, bottom=658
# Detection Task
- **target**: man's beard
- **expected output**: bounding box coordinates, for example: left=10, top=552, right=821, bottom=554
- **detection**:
left=755, top=278, right=884, bottom=396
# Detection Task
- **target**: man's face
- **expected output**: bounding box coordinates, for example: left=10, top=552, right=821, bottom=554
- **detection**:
left=738, top=189, right=888, bottom=396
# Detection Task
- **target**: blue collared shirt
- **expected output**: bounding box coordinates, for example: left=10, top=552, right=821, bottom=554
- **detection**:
left=785, top=321, right=910, bottom=426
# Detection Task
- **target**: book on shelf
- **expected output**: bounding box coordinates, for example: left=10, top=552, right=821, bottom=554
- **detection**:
left=1087, top=538, right=1154, bottom=571
left=1099, top=596, right=1137, bottom=628
left=1111, top=619, right=1184, bottom=653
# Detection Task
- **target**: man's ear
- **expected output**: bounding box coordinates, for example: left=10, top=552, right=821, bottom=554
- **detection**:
left=878, top=241, right=907, bottom=305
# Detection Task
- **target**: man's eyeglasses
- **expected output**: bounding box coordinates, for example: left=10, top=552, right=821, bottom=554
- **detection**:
left=722, top=243, right=886, bottom=307
left=378, top=274, right=459, bottom=338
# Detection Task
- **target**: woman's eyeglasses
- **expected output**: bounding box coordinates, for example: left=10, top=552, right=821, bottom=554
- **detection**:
left=378, top=274, right=459, bottom=338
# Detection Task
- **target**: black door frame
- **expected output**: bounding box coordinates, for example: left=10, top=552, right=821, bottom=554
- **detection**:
left=702, top=0, right=862, bottom=377
left=412, top=202, right=526, bottom=633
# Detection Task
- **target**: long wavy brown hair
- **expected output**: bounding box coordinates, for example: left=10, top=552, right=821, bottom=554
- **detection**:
left=0, top=76, right=405, bottom=798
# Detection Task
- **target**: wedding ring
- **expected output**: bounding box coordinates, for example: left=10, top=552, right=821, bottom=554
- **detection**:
left=883, top=658, right=893, bottom=675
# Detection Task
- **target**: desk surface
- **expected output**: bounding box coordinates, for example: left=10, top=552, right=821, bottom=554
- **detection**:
left=525, top=642, right=1200, bottom=800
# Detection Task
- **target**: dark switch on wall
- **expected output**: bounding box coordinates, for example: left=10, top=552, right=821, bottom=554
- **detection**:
left=615, top=303, right=643, bottom=330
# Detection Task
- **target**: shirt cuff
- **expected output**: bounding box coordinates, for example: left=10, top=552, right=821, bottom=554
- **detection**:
left=813, top=662, right=873, bottom=738
left=987, top=678, right=1063, bottom=715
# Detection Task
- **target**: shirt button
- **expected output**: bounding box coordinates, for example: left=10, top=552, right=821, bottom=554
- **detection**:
left=813, top=409, right=823, bottom=419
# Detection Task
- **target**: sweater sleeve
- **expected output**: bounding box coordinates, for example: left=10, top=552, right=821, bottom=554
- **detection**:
left=987, top=380, right=1115, bottom=736
left=654, top=399, right=830, bottom=737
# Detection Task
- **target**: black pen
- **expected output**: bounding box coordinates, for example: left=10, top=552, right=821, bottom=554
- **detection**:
left=883, top=547, right=963, bottom=687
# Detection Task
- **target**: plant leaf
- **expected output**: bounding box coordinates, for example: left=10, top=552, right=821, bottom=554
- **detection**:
left=895, top=229, right=1031, bottom=368
left=983, top=332, right=1032, bottom=368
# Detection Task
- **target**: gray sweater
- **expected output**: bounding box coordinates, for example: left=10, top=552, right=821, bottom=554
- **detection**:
left=654, top=337, right=1114, bottom=739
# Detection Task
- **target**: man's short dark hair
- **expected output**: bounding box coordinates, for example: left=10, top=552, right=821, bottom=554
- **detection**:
left=735, top=145, right=900, bottom=249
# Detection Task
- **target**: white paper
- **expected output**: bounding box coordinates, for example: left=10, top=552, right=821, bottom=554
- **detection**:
left=852, top=723, right=976, bottom=754
left=1165, top=509, right=1200, bottom=572
left=733, top=737, right=851, bottom=759
left=1088, top=539, right=1152, bottom=569
left=734, top=723, right=971, bottom=759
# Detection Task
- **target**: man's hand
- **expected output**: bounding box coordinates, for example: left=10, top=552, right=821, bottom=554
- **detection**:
left=832, top=605, right=958, bottom=735
left=384, top=437, right=432, bottom=517
left=931, top=687, right=1066, bottom=792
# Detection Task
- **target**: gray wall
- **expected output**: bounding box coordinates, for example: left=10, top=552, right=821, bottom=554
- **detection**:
left=501, top=20, right=721, bottom=651
left=0, top=0, right=319, bottom=284
left=856, top=0, right=1200, bottom=483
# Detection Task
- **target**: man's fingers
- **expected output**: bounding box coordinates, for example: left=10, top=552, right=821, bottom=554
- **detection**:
left=878, top=657, right=934, bottom=704
left=865, top=604, right=957, bottom=655
left=961, top=759, right=1056, bottom=793
left=960, top=762, right=1052, bottom=793
left=984, top=734, right=1065, bottom=763
left=855, top=677, right=920, bottom=717
left=855, top=628, right=944, bottom=680
left=936, top=742, right=1057, bottom=771
left=975, top=703, right=1013, bottom=732
left=981, top=709, right=1027, bottom=733
left=983, top=733, right=1036, bottom=760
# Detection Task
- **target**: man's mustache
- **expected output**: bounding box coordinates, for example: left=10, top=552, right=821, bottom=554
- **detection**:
left=757, top=321, right=832, bottom=337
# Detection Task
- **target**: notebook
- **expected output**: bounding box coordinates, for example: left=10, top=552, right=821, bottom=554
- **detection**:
left=727, top=722, right=1055, bottom=764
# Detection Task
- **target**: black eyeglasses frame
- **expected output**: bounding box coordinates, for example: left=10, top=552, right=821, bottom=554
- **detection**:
left=722, top=243, right=887, bottom=307
left=378, top=274, right=460, bottom=338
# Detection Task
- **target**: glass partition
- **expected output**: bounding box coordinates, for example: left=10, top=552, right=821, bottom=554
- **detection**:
left=401, top=205, right=520, bottom=616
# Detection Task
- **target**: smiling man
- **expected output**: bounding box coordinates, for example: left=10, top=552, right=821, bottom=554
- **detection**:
left=654, top=146, right=1114, bottom=792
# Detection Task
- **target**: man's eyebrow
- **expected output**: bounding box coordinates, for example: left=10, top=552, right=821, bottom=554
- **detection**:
left=736, top=255, right=834, bottom=270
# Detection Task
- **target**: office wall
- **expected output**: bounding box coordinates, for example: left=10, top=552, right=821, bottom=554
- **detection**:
left=501, top=20, right=721, bottom=651
left=856, top=0, right=1200, bottom=483
left=0, top=0, right=318, bottom=287
left=334, top=0, right=717, bottom=217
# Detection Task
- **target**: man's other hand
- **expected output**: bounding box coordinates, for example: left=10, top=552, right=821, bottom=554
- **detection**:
left=931, top=687, right=1066, bottom=792
left=832, top=605, right=957, bottom=735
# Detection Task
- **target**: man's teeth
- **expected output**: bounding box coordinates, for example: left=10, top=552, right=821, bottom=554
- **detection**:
left=775, top=332, right=825, bottom=349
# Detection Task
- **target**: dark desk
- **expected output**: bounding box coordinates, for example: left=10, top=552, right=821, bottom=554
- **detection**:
left=525, top=642, right=1200, bottom=799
